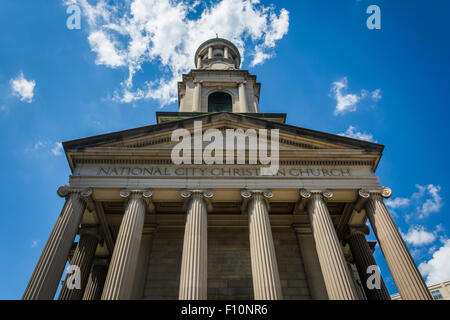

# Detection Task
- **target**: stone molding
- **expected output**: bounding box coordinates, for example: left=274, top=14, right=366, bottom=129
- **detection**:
left=142, top=224, right=158, bottom=235
left=292, top=223, right=312, bottom=235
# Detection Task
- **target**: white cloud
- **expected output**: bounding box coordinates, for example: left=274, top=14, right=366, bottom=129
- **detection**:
left=419, top=239, right=450, bottom=285
left=386, top=197, right=410, bottom=209
left=401, top=225, right=436, bottom=246
left=31, top=240, right=40, bottom=248
left=372, top=88, right=382, bottom=101
left=251, top=47, right=273, bottom=67
left=31, top=141, right=46, bottom=151
left=419, top=185, right=443, bottom=218
left=391, top=184, right=443, bottom=221
left=338, top=125, right=376, bottom=142
left=51, top=142, right=64, bottom=156
left=10, top=72, right=36, bottom=103
left=26, top=140, right=64, bottom=157
left=88, top=31, right=126, bottom=68
left=331, top=78, right=360, bottom=115
left=330, top=77, right=381, bottom=115
left=410, top=184, right=443, bottom=219
left=67, top=0, right=289, bottom=106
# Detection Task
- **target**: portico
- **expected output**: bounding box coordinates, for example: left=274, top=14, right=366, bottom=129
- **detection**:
left=22, top=38, right=431, bottom=301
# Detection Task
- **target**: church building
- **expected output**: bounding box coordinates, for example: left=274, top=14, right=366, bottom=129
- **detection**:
left=23, top=38, right=432, bottom=300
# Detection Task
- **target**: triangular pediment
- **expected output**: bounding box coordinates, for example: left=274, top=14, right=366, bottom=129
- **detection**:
left=63, top=113, right=384, bottom=171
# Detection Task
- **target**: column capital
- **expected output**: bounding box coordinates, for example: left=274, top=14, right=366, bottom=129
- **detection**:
left=120, top=189, right=155, bottom=213
left=79, top=224, right=100, bottom=238
left=57, top=186, right=94, bottom=211
left=57, top=186, right=92, bottom=198
left=300, top=189, right=333, bottom=199
left=181, top=189, right=214, bottom=199
left=240, top=189, right=273, bottom=213
left=238, top=81, right=247, bottom=86
left=296, top=189, right=333, bottom=213
left=241, top=189, right=274, bottom=199
left=120, top=189, right=153, bottom=198
left=354, top=187, right=393, bottom=212
left=92, top=257, right=109, bottom=267
left=361, top=187, right=392, bottom=198
left=181, top=189, right=214, bottom=212
left=344, top=225, right=370, bottom=243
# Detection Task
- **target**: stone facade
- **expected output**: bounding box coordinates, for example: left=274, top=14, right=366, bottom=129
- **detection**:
left=143, top=228, right=184, bottom=300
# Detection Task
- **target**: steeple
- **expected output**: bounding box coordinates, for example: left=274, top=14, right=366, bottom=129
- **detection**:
left=178, top=38, right=260, bottom=114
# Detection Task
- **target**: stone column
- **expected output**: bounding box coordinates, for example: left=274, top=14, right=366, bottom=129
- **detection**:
left=83, top=259, right=108, bottom=300
left=23, top=186, right=92, bottom=300
left=208, top=47, right=213, bottom=59
left=253, top=97, right=260, bottom=113
left=360, top=188, right=432, bottom=300
left=239, top=82, right=248, bottom=113
left=193, top=81, right=202, bottom=112
left=58, top=226, right=99, bottom=300
left=197, top=56, right=203, bottom=69
left=242, top=190, right=282, bottom=300
left=300, top=190, right=359, bottom=300
left=101, top=189, right=153, bottom=300
left=224, top=47, right=229, bottom=59
left=346, top=226, right=390, bottom=300
left=178, top=190, right=212, bottom=300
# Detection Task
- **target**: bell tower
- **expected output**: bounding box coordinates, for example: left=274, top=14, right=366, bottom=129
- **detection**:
left=178, top=38, right=261, bottom=113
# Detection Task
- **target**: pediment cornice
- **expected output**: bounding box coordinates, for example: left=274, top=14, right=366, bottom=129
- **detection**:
left=63, top=112, right=384, bottom=173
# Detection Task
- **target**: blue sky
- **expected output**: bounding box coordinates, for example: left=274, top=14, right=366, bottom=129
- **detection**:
left=0, top=0, right=449, bottom=299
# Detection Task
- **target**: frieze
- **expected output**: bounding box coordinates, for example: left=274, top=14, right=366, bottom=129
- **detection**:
left=71, top=165, right=377, bottom=179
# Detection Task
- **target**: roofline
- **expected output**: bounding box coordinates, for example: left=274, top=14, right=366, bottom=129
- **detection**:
left=63, top=112, right=384, bottom=154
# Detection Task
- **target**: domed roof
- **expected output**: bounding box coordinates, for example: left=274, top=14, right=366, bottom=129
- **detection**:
left=194, top=38, right=241, bottom=69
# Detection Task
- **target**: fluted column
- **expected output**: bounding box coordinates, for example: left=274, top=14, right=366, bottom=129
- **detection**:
left=361, top=188, right=432, bottom=300
left=193, top=81, right=202, bottom=112
left=300, top=190, right=359, bottom=300
left=346, top=226, right=390, bottom=300
left=178, top=190, right=212, bottom=300
left=83, top=260, right=108, bottom=300
left=239, top=82, right=248, bottom=113
left=58, top=226, right=99, bottom=300
left=101, top=189, right=152, bottom=300
left=23, top=186, right=92, bottom=300
left=242, top=190, right=282, bottom=300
